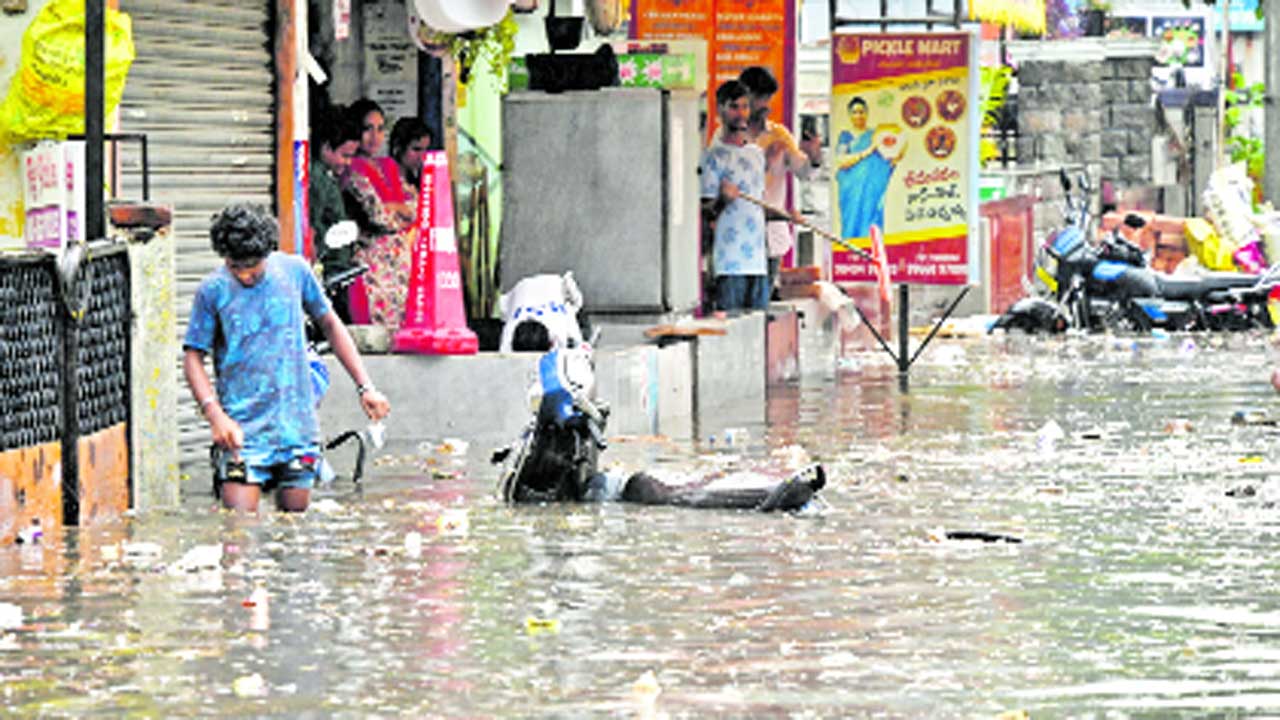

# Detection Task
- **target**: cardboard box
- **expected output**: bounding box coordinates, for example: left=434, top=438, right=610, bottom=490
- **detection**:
left=22, top=140, right=85, bottom=254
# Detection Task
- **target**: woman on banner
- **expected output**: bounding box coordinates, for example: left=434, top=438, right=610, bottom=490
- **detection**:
left=342, top=99, right=414, bottom=330
left=835, top=96, right=902, bottom=240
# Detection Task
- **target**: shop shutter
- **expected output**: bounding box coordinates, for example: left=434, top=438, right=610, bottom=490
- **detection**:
left=116, top=0, right=276, bottom=470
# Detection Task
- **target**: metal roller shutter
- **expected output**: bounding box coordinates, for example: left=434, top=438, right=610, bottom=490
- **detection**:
left=117, top=0, right=276, bottom=470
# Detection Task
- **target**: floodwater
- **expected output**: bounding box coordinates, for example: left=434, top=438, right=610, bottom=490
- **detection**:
left=6, top=332, right=1280, bottom=718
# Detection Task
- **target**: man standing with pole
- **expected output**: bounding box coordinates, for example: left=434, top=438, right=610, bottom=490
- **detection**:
left=701, top=80, right=769, bottom=312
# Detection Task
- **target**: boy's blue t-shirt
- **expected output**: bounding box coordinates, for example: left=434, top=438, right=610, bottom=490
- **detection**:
left=183, top=252, right=332, bottom=465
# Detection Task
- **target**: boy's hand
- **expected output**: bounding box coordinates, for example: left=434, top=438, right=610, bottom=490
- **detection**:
left=208, top=408, right=244, bottom=452
left=360, top=387, right=390, bottom=422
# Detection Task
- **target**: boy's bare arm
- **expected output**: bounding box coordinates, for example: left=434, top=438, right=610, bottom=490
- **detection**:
left=318, top=312, right=390, bottom=421
left=182, top=348, right=244, bottom=451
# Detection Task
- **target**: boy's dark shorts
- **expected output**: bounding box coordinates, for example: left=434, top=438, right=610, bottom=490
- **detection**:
left=213, top=447, right=319, bottom=494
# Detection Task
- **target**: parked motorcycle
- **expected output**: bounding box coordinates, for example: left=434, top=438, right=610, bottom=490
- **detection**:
left=992, top=170, right=1270, bottom=334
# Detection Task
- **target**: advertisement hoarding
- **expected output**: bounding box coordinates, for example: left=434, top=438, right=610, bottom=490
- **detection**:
left=830, top=31, right=979, bottom=287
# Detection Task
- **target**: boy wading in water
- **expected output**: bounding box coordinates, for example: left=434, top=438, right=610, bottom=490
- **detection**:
left=183, top=203, right=391, bottom=512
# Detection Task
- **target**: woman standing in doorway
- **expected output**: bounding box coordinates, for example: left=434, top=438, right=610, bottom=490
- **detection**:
left=342, top=99, right=414, bottom=330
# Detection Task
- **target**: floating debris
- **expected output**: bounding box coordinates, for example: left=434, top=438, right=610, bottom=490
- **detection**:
left=1077, top=426, right=1106, bottom=441
left=631, top=669, right=662, bottom=703
left=232, top=673, right=267, bottom=698
left=15, top=519, right=42, bottom=545
left=122, top=542, right=163, bottom=565
left=403, top=531, right=423, bottom=559
left=928, top=527, right=1022, bottom=544
left=171, top=544, right=223, bottom=574
left=1232, top=408, right=1276, bottom=426
left=438, top=438, right=469, bottom=456
left=436, top=509, right=469, bottom=536
left=525, top=616, right=560, bottom=635
left=0, top=602, right=22, bottom=630
left=309, top=498, right=344, bottom=515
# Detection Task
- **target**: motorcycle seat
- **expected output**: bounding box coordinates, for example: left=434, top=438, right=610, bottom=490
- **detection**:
left=1197, top=272, right=1264, bottom=291
left=1153, top=275, right=1211, bottom=299
left=1154, top=273, right=1257, bottom=300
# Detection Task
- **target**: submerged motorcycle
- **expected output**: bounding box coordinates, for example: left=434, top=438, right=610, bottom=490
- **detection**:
left=495, top=341, right=609, bottom=503
left=992, top=171, right=1272, bottom=334
left=492, top=337, right=826, bottom=513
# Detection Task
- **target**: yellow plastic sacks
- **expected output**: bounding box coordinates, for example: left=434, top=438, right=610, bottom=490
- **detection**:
left=0, top=0, right=135, bottom=145
left=1184, top=217, right=1237, bottom=271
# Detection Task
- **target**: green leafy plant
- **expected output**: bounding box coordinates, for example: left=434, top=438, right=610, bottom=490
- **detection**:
left=420, top=9, right=519, bottom=88
left=1224, top=71, right=1267, bottom=206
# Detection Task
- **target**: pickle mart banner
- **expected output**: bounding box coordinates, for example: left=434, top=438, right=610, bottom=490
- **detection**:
left=630, top=0, right=795, bottom=141
left=831, top=32, right=979, bottom=287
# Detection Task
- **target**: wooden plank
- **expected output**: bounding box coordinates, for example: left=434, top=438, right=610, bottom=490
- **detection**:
left=644, top=322, right=729, bottom=339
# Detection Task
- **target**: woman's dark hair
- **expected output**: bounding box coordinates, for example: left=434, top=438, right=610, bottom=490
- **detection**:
left=389, top=117, right=432, bottom=161
left=210, top=203, right=279, bottom=261
left=347, top=98, right=385, bottom=133
left=847, top=96, right=868, bottom=112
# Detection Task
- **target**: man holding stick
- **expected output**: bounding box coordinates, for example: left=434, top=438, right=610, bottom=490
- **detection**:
left=701, top=80, right=769, bottom=311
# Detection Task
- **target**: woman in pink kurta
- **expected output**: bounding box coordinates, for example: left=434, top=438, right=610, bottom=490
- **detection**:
left=342, top=99, right=414, bottom=330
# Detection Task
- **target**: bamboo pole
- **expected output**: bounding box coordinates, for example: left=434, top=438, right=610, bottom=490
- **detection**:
left=738, top=193, right=875, bottom=262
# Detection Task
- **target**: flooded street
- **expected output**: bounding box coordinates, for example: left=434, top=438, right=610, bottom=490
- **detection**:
left=7, top=333, right=1280, bottom=717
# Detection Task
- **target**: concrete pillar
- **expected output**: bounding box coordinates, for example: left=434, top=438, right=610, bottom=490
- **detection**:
left=111, top=205, right=180, bottom=510
left=1266, top=0, right=1280, bottom=206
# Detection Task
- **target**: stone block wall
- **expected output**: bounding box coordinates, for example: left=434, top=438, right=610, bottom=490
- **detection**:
left=1015, top=45, right=1157, bottom=197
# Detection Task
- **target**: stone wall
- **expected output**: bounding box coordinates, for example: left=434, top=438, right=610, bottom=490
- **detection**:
left=1012, top=40, right=1158, bottom=198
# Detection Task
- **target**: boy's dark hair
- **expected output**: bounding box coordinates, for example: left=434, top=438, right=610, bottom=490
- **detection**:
left=389, top=117, right=432, bottom=161
left=210, top=203, right=279, bottom=261
left=313, top=104, right=361, bottom=150
left=511, top=319, right=552, bottom=352
left=715, top=79, right=748, bottom=108
left=738, top=66, right=778, bottom=97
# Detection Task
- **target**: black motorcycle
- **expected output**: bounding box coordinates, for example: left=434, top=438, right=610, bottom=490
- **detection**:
left=992, top=172, right=1269, bottom=334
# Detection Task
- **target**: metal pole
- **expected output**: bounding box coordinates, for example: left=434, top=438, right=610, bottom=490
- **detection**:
left=86, top=0, right=104, bottom=241
left=897, top=283, right=909, bottom=375
left=1266, top=0, right=1280, bottom=206
left=1217, top=1, right=1230, bottom=168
